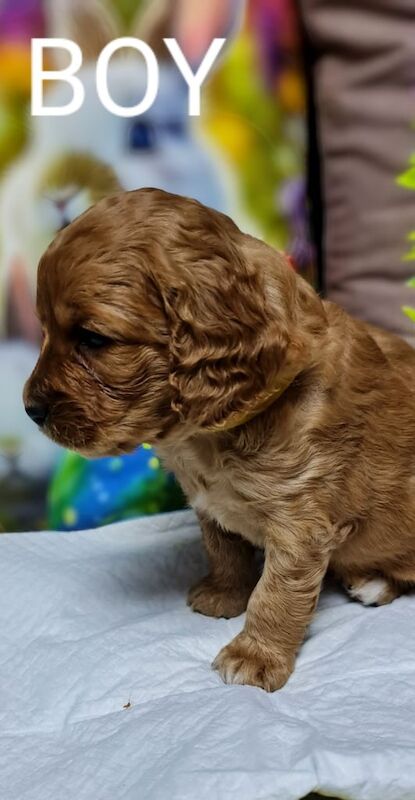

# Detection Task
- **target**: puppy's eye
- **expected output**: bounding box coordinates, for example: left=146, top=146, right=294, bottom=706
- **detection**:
left=77, top=327, right=112, bottom=350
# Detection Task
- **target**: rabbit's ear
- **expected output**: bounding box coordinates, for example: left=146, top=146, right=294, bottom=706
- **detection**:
left=45, top=0, right=121, bottom=65
left=133, top=0, right=245, bottom=65
left=175, top=0, right=245, bottom=66
left=131, top=0, right=176, bottom=59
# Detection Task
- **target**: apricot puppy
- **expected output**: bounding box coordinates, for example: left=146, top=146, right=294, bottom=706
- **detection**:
left=25, top=189, right=415, bottom=691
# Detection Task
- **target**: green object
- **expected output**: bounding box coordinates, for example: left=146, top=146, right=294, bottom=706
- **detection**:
left=398, top=149, right=415, bottom=315
left=48, top=447, right=186, bottom=531
left=0, top=97, right=27, bottom=175
left=402, top=306, right=415, bottom=323
left=111, top=0, right=145, bottom=26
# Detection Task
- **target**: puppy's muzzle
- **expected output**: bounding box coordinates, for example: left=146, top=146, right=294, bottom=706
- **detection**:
left=25, top=403, right=49, bottom=428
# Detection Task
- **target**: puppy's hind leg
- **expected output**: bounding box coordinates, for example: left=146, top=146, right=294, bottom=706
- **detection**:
left=341, top=570, right=405, bottom=607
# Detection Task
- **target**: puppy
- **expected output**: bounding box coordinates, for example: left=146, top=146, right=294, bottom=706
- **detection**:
left=25, top=188, right=415, bottom=691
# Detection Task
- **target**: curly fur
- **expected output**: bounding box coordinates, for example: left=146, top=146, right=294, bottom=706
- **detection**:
left=25, top=188, right=415, bottom=691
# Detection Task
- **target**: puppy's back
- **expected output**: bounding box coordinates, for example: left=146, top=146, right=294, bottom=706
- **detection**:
left=365, top=320, right=415, bottom=387
left=323, top=298, right=415, bottom=388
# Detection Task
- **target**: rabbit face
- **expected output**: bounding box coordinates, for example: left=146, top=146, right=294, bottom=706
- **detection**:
left=33, top=61, right=226, bottom=210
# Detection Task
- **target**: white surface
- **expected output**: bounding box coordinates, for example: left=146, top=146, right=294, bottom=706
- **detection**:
left=1, top=510, right=415, bottom=800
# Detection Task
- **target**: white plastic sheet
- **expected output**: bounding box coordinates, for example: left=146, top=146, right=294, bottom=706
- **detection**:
left=1, top=510, right=414, bottom=800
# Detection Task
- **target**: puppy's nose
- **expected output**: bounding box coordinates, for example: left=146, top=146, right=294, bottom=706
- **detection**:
left=25, top=404, right=49, bottom=427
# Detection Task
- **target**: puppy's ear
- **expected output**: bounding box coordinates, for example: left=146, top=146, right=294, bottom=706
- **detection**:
left=157, top=232, right=319, bottom=430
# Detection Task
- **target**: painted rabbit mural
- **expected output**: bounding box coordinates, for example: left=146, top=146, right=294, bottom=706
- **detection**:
left=0, top=0, right=311, bottom=530
left=0, top=0, right=243, bottom=341
left=0, top=0, right=247, bottom=530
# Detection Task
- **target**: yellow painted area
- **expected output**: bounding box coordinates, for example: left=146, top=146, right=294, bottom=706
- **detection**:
left=278, top=69, right=305, bottom=114
left=0, top=46, right=32, bottom=95
left=63, top=507, right=78, bottom=527
left=205, top=112, right=254, bottom=165
left=142, top=443, right=152, bottom=450
left=149, top=457, right=160, bottom=470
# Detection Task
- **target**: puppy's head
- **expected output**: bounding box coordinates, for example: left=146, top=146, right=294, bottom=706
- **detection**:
left=24, top=189, right=326, bottom=456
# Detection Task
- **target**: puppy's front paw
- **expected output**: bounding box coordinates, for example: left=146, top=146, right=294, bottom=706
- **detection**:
left=212, top=632, right=293, bottom=692
left=187, top=576, right=251, bottom=618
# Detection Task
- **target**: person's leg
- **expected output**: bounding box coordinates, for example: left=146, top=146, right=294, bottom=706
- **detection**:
left=299, top=0, right=415, bottom=344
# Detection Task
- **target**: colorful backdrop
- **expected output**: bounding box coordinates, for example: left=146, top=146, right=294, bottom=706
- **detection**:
left=0, top=0, right=312, bottom=531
